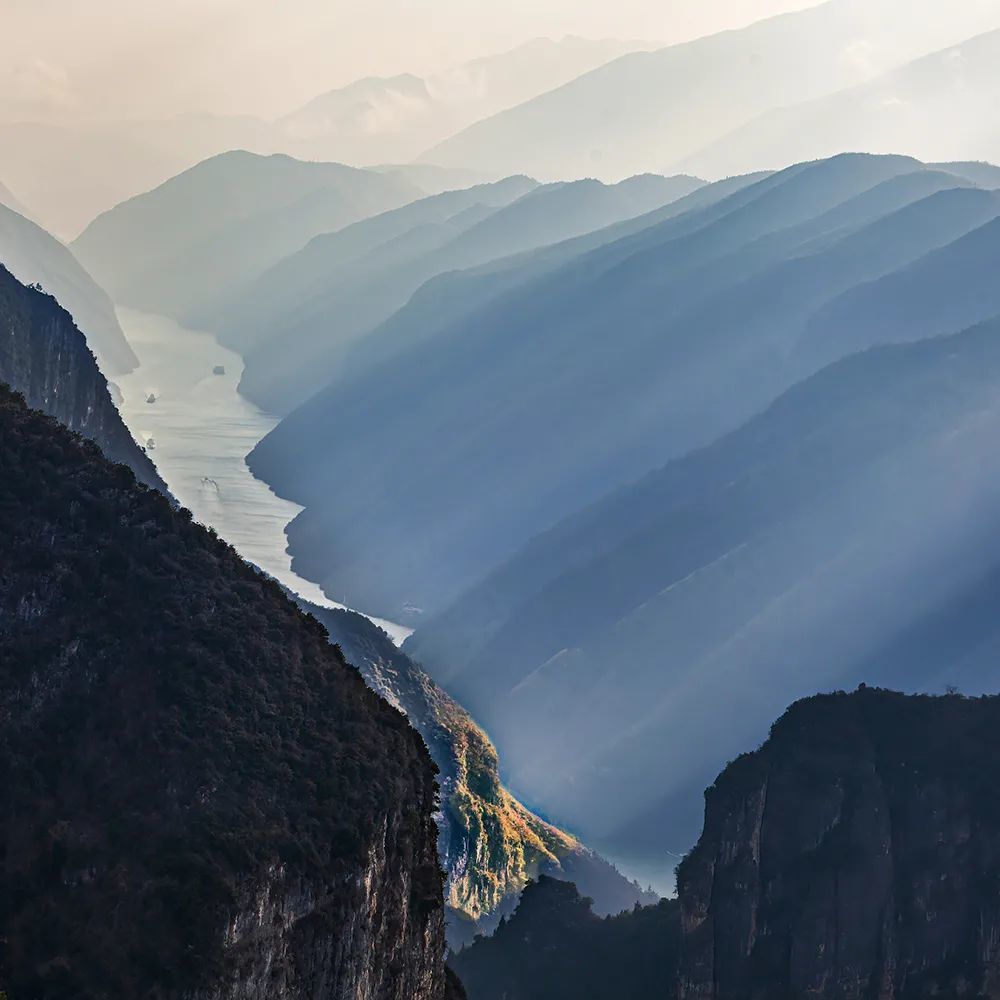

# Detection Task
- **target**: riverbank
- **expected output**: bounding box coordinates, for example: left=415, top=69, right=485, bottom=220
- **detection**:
left=114, top=308, right=412, bottom=644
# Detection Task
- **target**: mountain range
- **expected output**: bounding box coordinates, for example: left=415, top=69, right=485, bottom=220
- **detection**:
left=278, top=37, right=651, bottom=167
left=678, top=27, right=1000, bottom=178
left=248, top=155, right=996, bottom=622
left=419, top=0, right=1000, bottom=180
left=238, top=153, right=1000, bottom=873
left=214, top=173, right=704, bottom=414
left=71, top=151, right=423, bottom=325
left=0, top=38, right=646, bottom=240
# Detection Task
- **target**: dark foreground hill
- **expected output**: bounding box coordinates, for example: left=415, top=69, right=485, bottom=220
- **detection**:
left=0, top=386, right=452, bottom=999
left=454, top=688, right=1000, bottom=1000
left=450, top=876, right=678, bottom=999
left=0, top=264, right=165, bottom=493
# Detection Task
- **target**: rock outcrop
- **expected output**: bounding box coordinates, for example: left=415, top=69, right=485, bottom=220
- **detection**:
left=677, top=688, right=1000, bottom=1000
left=0, top=263, right=165, bottom=492
left=0, top=385, right=450, bottom=999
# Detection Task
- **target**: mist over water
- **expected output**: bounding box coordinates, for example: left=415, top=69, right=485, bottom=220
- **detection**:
left=114, top=308, right=411, bottom=644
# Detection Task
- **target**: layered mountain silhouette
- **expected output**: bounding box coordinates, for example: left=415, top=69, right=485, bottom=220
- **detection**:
left=678, top=29, right=1000, bottom=179
left=278, top=38, right=649, bottom=167
left=419, top=0, right=1000, bottom=180
left=0, top=201, right=137, bottom=373
left=71, top=151, right=422, bottom=325
left=207, top=175, right=540, bottom=408
left=249, top=155, right=998, bottom=623
left=0, top=38, right=642, bottom=239
left=0, top=177, right=33, bottom=220
left=409, top=315, right=1000, bottom=860
left=215, top=173, right=703, bottom=414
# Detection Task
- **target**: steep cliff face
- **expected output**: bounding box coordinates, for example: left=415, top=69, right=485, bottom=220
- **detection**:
left=677, top=688, right=1000, bottom=1000
left=0, top=264, right=165, bottom=492
left=0, top=386, right=450, bottom=999
left=302, top=604, right=655, bottom=944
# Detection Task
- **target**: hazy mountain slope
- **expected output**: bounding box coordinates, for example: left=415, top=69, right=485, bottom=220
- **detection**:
left=406, top=178, right=1000, bottom=673
left=678, top=29, right=1000, bottom=179
left=279, top=38, right=647, bottom=166
left=0, top=119, right=224, bottom=240
left=409, top=316, right=1000, bottom=864
left=0, top=265, right=164, bottom=492
left=0, top=202, right=137, bottom=373
left=334, top=172, right=770, bottom=388
left=248, top=155, right=977, bottom=622
left=0, top=385, right=451, bottom=999
left=419, top=0, right=1000, bottom=180
left=0, top=39, right=641, bottom=240
left=0, top=178, right=33, bottom=219
left=234, top=173, right=704, bottom=414
left=72, top=151, right=421, bottom=323
left=297, top=603, right=656, bottom=945
left=799, top=212, right=1000, bottom=368
left=933, top=159, right=1000, bottom=187
left=209, top=175, right=539, bottom=357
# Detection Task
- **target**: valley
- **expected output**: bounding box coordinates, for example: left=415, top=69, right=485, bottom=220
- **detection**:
left=114, top=308, right=411, bottom=643
left=6, top=2, right=1000, bottom=996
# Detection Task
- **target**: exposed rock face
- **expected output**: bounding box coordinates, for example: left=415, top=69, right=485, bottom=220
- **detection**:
left=677, top=689, right=1000, bottom=1000
left=0, top=263, right=165, bottom=492
left=0, top=386, right=449, bottom=999
left=302, top=604, right=656, bottom=945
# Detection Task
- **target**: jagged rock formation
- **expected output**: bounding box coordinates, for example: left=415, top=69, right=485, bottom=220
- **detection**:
left=0, top=386, right=451, bottom=999
left=677, top=688, right=1000, bottom=999
left=301, top=604, right=656, bottom=945
left=0, top=264, right=166, bottom=493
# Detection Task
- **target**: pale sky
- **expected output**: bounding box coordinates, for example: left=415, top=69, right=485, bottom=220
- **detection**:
left=0, top=0, right=820, bottom=122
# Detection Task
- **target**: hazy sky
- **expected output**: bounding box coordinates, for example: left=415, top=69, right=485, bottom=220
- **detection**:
left=0, top=0, right=820, bottom=122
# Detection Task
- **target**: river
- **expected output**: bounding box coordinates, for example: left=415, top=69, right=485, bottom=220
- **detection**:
left=114, top=308, right=412, bottom=644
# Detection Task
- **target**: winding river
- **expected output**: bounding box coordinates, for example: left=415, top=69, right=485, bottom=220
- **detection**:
left=114, top=308, right=411, bottom=644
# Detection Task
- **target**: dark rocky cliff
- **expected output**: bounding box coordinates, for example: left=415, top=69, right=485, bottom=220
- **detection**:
left=0, top=263, right=166, bottom=493
left=300, top=603, right=656, bottom=947
left=677, top=688, right=1000, bottom=1000
left=0, top=385, right=450, bottom=999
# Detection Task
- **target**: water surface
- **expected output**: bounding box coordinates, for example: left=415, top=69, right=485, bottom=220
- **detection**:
left=115, top=308, right=411, bottom=644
